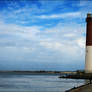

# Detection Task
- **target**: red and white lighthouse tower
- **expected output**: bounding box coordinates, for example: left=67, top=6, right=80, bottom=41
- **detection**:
left=85, top=13, right=92, bottom=73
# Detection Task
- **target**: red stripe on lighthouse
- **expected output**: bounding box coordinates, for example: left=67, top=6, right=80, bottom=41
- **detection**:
left=86, top=14, right=92, bottom=46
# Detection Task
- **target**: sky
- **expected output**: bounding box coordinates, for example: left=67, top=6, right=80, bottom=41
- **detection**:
left=0, top=0, right=92, bottom=71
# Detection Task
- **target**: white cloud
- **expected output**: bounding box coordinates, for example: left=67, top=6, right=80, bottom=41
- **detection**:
left=63, top=33, right=76, bottom=37
left=0, top=21, right=42, bottom=39
left=37, top=12, right=82, bottom=19
left=76, top=37, right=85, bottom=48
left=0, top=16, right=86, bottom=66
left=40, top=41, right=63, bottom=50
left=38, top=22, right=86, bottom=61
left=40, top=40, right=83, bottom=60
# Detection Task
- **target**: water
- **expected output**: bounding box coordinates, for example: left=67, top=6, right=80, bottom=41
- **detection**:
left=0, top=73, right=85, bottom=92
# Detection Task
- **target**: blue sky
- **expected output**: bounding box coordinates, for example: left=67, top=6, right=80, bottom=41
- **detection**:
left=0, top=0, right=91, bottom=71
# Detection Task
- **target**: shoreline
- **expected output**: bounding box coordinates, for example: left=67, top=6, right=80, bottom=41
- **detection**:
left=0, top=70, right=76, bottom=74
left=65, top=83, right=92, bottom=92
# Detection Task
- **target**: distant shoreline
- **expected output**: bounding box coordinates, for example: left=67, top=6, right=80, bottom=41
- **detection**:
left=0, top=70, right=76, bottom=74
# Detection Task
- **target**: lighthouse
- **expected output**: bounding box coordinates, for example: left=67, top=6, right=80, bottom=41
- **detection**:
left=85, top=13, right=92, bottom=73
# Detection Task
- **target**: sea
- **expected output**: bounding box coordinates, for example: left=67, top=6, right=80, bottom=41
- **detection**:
left=0, top=73, right=85, bottom=92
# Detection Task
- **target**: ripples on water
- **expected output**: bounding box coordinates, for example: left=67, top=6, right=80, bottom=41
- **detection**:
left=0, top=73, right=85, bottom=92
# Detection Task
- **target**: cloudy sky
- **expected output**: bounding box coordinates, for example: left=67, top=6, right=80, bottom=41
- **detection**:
left=0, top=0, right=91, bottom=71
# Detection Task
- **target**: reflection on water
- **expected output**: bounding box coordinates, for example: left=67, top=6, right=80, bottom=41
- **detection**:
left=0, top=73, right=85, bottom=92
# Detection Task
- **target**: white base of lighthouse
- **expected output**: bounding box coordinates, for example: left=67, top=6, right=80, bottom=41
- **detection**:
left=85, top=46, right=92, bottom=73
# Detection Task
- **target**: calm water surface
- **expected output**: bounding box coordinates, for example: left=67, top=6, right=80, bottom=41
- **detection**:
left=0, top=73, right=85, bottom=92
